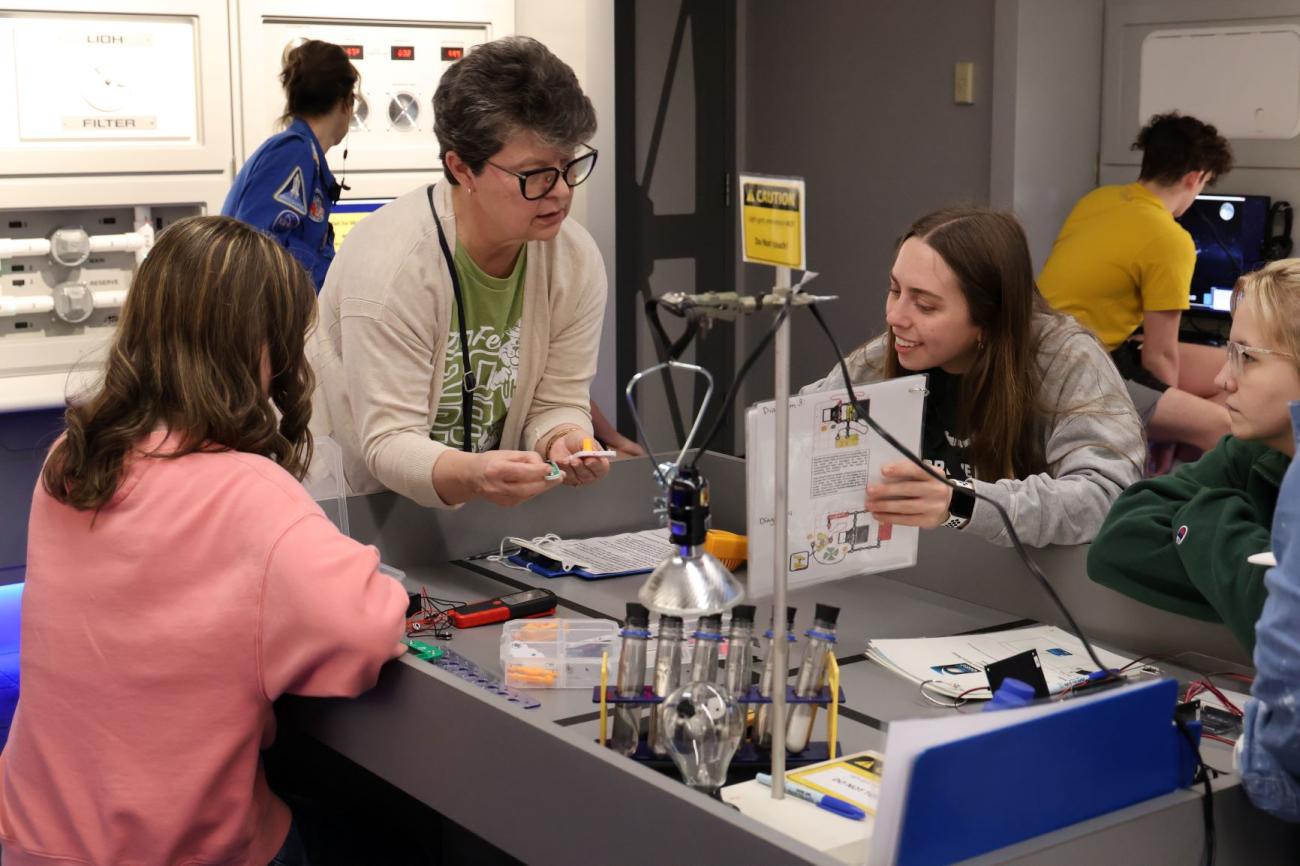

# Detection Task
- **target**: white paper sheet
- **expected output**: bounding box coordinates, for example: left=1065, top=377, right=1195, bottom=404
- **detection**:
left=865, top=624, right=1135, bottom=698
left=745, top=376, right=927, bottom=598
left=512, top=528, right=670, bottom=575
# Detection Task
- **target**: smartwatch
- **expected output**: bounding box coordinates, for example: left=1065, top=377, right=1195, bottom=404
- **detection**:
left=943, top=477, right=975, bottom=530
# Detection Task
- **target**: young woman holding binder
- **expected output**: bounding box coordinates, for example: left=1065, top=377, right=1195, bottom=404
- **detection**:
left=803, top=207, right=1144, bottom=547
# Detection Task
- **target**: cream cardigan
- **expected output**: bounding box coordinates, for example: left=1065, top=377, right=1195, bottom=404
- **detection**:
left=307, top=181, right=607, bottom=507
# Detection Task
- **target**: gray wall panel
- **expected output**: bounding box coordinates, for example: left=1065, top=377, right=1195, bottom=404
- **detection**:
left=737, top=0, right=997, bottom=408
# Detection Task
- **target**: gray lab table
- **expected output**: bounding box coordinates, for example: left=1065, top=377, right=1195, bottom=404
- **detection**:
left=285, top=453, right=1300, bottom=865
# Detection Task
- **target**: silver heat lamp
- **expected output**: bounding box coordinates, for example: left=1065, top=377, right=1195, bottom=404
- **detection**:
left=638, top=467, right=744, bottom=617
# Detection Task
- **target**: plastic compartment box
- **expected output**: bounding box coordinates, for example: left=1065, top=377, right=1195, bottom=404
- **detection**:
left=500, top=619, right=621, bottom=689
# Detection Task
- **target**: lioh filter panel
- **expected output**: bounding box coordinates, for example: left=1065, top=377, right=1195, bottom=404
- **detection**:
left=6, top=14, right=199, bottom=144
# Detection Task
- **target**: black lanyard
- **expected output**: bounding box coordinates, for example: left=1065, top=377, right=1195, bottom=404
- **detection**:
left=426, top=185, right=475, bottom=452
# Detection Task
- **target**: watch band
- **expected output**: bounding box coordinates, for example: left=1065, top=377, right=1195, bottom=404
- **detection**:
left=943, top=477, right=976, bottom=530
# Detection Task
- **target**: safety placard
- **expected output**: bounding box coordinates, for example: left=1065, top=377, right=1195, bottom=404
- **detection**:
left=739, top=173, right=805, bottom=270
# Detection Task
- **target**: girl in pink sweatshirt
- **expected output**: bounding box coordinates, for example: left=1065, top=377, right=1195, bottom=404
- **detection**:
left=0, top=215, right=408, bottom=866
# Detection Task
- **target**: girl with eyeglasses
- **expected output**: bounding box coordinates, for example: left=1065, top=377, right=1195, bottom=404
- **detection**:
left=1088, top=258, right=1300, bottom=654
left=308, top=36, right=635, bottom=511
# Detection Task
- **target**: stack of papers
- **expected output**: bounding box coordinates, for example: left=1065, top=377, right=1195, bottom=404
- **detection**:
left=507, top=528, right=671, bottom=579
left=865, top=624, right=1134, bottom=698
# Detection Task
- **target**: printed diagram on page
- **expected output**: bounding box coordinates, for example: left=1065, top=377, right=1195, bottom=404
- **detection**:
left=745, top=376, right=924, bottom=596
left=795, top=397, right=894, bottom=571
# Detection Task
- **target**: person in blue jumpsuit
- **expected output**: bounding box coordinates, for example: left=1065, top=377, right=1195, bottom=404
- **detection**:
left=223, top=40, right=356, bottom=291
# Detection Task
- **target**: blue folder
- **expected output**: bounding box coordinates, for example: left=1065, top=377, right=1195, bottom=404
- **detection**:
left=896, top=678, right=1197, bottom=866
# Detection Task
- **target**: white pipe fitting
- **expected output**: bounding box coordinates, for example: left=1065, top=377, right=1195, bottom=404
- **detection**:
left=93, top=289, right=128, bottom=309
left=0, top=237, right=51, bottom=259
left=0, top=230, right=150, bottom=262
left=0, top=295, right=55, bottom=318
left=87, top=233, right=147, bottom=255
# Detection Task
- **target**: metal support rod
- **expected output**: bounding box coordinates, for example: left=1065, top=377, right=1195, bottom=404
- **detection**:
left=770, top=265, right=792, bottom=798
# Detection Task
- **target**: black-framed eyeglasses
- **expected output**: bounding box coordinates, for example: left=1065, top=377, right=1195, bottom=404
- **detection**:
left=484, top=149, right=598, bottom=201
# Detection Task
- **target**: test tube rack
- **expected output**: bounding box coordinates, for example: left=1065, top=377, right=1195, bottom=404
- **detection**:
left=593, top=651, right=845, bottom=769
left=593, top=683, right=844, bottom=705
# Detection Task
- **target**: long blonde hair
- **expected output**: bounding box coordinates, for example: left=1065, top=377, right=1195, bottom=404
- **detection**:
left=43, top=216, right=317, bottom=510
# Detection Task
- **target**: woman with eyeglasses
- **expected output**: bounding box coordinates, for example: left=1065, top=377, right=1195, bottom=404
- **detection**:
left=308, top=36, right=622, bottom=508
left=1088, top=258, right=1300, bottom=654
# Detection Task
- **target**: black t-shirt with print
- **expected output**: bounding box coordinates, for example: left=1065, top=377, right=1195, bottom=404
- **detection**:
left=921, top=368, right=973, bottom=481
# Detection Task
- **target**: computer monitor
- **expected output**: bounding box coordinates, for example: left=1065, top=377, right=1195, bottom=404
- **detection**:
left=328, top=198, right=392, bottom=252
left=1176, top=192, right=1270, bottom=315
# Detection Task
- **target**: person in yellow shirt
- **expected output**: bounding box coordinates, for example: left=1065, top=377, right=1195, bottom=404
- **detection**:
left=1039, top=112, right=1234, bottom=464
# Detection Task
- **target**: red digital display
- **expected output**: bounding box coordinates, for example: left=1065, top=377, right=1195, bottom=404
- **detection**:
left=390, top=45, right=415, bottom=61
left=341, top=44, right=363, bottom=60
left=441, top=46, right=464, bottom=61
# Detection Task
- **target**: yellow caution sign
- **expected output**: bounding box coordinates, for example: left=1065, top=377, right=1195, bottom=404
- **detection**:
left=739, top=173, right=806, bottom=270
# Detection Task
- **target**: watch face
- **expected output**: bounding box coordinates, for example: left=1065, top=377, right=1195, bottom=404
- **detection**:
left=949, top=484, right=976, bottom=521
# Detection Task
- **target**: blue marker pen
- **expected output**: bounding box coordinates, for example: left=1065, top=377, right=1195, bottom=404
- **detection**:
left=755, top=772, right=866, bottom=820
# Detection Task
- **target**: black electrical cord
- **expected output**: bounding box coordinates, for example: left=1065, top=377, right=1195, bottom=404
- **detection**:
left=686, top=304, right=789, bottom=469
left=805, top=303, right=1118, bottom=679
left=642, top=296, right=691, bottom=445
left=644, top=297, right=701, bottom=362
left=1175, top=717, right=1218, bottom=866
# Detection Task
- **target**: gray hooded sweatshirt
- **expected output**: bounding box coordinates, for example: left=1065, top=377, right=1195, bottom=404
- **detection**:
left=802, top=312, right=1144, bottom=547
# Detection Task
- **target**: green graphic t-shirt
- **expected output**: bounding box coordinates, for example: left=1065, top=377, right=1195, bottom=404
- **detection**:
left=430, top=242, right=526, bottom=451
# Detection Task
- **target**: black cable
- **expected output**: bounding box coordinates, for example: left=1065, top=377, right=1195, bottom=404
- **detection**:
left=687, top=304, right=789, bottom=469
left=644, top=299, right=701, bottom=362
left=1175, top=717, right=1217, bottom=866
left=805, top=303, right=1118, bottom=679
left=642, top=297, right=689, bottom=444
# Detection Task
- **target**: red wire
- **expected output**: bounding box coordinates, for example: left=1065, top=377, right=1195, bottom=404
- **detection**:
left=1184, top=678, right=1245, bottom=717
left=1206, top=671, right=1255, bottom=685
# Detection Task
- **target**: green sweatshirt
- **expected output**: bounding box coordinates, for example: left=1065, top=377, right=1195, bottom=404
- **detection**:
left=1087, top=435, right=1291, bottom=653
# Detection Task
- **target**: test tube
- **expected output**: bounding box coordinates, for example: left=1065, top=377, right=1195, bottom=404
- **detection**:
left=648, top=615, right=685, bottom=756
left=786, top=603, right=841, bottom=754
left=690, top=614, right=724, bottom=684
left=754, top=607, right=797, bottom=748
left=609, top=602, right=651, bottom=756
left=723, top=605, right=756, bottom=699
